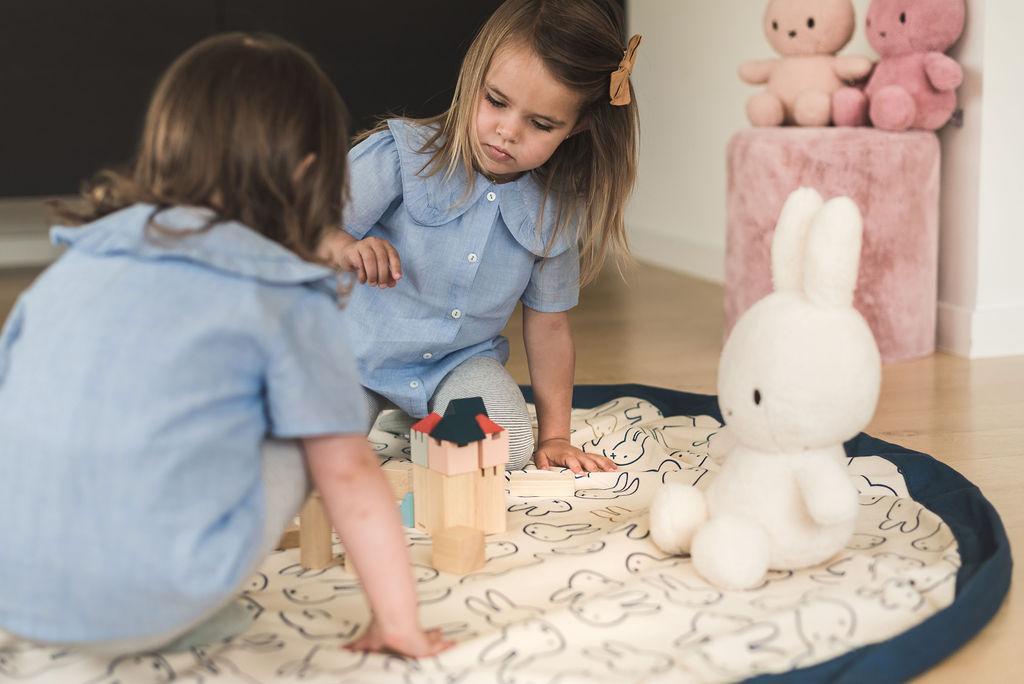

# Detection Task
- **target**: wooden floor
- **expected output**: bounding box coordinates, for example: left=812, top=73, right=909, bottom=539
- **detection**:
left=2, top=262, right=1021, bottom=681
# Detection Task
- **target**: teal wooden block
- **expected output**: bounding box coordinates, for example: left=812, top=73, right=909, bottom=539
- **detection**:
left=399, top=492, right=415, bottom=528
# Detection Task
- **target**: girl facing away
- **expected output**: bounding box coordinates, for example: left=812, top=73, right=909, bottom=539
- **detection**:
left=0, top=33, right=449, bottom=658
left=320, top=0, right=642, bottom=473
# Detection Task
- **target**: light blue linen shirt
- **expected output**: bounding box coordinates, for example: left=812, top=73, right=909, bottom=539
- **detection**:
left=344, top=120, right=580, bottom=418
left=0, top=204, right=366, bottom=643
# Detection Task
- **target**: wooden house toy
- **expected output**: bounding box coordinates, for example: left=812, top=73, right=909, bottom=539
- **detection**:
left=411, top=397, right=509, bottom=537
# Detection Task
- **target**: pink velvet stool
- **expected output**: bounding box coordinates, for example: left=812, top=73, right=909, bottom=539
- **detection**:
left=726, top=127, right=940, bottom=362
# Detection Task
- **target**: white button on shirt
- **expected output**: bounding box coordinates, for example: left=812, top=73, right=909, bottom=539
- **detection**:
left=451, top=309, right=462, bottom=319
left=422, top=352, right=433, bottom=359
left=409, top=380, right=420, bottom=389
left=486, top=191, right=497, bottom=201
left=467, top=253, right=478, bottom=263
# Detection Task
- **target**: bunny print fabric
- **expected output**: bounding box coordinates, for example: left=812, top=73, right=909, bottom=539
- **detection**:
left=0, top=394, right=964, bottom=683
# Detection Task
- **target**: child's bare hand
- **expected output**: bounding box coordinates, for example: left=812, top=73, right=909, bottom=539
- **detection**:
left=320, top=232, right=402, bottom=288
left=534, top=438, right=618, bottom=474
left=344, top=619, right=453, bottom=658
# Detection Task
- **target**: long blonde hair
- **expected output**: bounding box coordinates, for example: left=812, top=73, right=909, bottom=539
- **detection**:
left=360, top=0, right=639, bottom=286
left=54, top=32, right=349, bottom=265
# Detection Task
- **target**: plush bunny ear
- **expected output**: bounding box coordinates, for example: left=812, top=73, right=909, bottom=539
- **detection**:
left=803, top=196, right=863, bottom=308
left=771, top=188, right=824, bottom=292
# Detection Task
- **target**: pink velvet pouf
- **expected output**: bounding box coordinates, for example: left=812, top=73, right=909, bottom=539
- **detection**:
left=726, top=127, right=940, bottom=362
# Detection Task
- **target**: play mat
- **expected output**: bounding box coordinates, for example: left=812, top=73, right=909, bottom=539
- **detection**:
left=0, top=385, right=1010, bottom=683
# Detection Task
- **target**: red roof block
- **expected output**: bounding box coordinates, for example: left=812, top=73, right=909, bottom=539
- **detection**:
left=474, top=414, right=504, bottom=436
left=411, top=412, right=442, bottom=435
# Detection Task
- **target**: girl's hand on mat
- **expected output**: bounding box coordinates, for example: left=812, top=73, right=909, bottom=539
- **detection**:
left=321, top=232, right=402, bottom=288
left=344, top=618, right=453, bottom=657
left=534, top=438, right=618, bottom=474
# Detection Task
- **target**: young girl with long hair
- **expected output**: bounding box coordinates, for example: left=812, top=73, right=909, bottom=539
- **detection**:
left=321, top=0, right=641, bottom=473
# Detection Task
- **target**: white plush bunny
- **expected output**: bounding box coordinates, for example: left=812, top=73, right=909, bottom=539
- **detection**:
left=650, top=187, right=881, bottom=590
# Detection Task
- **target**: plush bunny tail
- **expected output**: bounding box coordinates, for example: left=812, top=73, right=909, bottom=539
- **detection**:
left=771, top=187, right=824, bottom=292
left=804, top=196, right=863, bottom=308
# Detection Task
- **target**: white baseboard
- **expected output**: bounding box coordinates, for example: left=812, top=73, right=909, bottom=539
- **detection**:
left=938, top=300, right=1024, bottom=358
left=0, top=197, right=63, bottom=268
left=0, top=234, right=61, bottom=268
left=628, top=224, right=725, bottom=284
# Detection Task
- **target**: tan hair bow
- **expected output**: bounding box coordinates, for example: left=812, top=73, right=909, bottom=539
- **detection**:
left=609, top=34, right=642, bottom=106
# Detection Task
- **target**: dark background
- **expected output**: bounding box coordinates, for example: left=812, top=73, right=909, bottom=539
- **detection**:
left=0, top=0, right=509, bottom=197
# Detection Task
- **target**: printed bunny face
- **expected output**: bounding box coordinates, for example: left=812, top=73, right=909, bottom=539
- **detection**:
left=865, top=0, right=966, bottom=56
left=763, top=0, right=856, bottom=56
left=717, top=189, right=881, bottom=452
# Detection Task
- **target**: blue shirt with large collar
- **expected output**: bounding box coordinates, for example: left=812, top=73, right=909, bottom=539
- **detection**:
left=344, top=119, right=580, bottom=418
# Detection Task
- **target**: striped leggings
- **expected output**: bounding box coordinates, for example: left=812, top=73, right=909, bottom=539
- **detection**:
left=363, top=356, right=535, bottom=470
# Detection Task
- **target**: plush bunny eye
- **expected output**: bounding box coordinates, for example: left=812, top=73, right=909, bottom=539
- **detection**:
left=807, top=17, right=815, bottom=29
left=899, top=12, right=907, bottom=23
left=772, top=20, right=779, bottom=31
left=753, top=389, right=762, bottom=406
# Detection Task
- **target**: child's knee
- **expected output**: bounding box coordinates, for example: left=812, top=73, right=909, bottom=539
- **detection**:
left=506, top=425, right=535, bottom=470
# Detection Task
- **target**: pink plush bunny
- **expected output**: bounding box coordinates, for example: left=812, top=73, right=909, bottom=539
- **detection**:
left=740, top=0, right=872, bottom=127
left=833, top=0, right=965, bottom=130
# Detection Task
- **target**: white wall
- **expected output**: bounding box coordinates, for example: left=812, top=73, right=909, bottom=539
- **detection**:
left=625, top=0, right=872, bottom=283
left=970, top=1, right=1024, bottom=357
left=627, top=0, right=1024, bottom=358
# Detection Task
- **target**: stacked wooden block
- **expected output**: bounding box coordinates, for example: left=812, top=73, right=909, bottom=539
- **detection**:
left=410, top=397, right=509, bottom=574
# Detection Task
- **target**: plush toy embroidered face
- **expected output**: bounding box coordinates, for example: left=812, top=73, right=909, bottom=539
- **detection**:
left=865, top=0, right=966, bottom=56
left=763, top=0, right=856, bottom=56
left=716, top=189, right=881, bottom=452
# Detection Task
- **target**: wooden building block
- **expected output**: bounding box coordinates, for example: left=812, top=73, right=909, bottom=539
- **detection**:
left=299, top=492, right=334, bottom=570
left=276, top=522, right=300, bottom=550
left=381, top=462, right=412, bottom=499
left=427, top=438, right=479, bottom=475
left=432, top=526, right=485, bottom=574
left=474, top=465, right=507, bottom=534
left=410, top=429, right=430, bottom=467
left=399, top=492, right=415, bottom=528
left=412, top=464, right=476, bottom=534
left=479, top=429, right=510, bottom=468
left=507, top=469, right=576, bottom=498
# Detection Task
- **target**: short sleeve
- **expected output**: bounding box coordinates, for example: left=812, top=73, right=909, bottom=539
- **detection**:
left=344, top=129, right=403, bottom=239
left=265, top=290, right=368, bottom=438
left=0, top=295, right=26, bottom=383
left=520, top=241, right=580, bottom=312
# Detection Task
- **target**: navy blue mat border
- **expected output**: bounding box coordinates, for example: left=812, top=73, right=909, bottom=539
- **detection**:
left=521, top=383, right=1013, bottom=684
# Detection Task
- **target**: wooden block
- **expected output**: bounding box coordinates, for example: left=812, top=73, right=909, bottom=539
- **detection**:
left=381, top=462, right=412, bottom=499
left=474, top=465, right=507, bottom=534
left=410, top=430, right=430, bottom=467
left=432, top=526, right=485, bottom=574
left=399, top=492, right=415, bottom=528
left=507, top=469, right=576, bottom=497
left=299, top=492, right=334, bottom=570
left=276, top=522, right=300, bottom=551
left=479, top=429, right=510, bottom=468
left=412, top=464, right=476, bottom=534
left=427, top=438, right=479, bottom=476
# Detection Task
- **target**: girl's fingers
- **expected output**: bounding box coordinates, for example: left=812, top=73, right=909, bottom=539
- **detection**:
left=372, top=243, right=391, bottom=287
left=355, top=253, right=368, bottom=284
left=360, top=247, right=379, bottom=284
left=386, top=242, right=403, bottom=282
left=534, top=450, right=551, bottom=470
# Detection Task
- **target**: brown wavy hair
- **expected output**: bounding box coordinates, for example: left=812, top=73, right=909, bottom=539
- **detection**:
left=358, top=0, right=639, bottom=286
left=54, top=32, right=349, bottom=265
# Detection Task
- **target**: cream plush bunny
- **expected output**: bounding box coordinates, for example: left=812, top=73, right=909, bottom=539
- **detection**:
left=650, top=188, right=881, bottom=590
